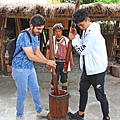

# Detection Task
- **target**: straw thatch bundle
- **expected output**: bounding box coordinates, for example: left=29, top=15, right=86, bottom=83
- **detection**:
left=81, top=2, right=105, bottom=14
left=107, top=4, right=120, bottom=17
left=43, top=3, right=74, bottom=18
left=0, top=2, right=120, bottom=19
left=81, top=2, right=120, bottom=16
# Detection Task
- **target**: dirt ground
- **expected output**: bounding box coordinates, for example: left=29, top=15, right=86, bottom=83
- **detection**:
left=0, top=54, right=120, bottom=120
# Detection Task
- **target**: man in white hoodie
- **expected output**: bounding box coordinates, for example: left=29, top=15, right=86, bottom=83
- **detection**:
left=68, top=9, right=110, bottom=120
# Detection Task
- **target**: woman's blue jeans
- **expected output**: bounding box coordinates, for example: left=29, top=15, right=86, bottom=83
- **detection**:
left=12, top=67, right=42, bottom=117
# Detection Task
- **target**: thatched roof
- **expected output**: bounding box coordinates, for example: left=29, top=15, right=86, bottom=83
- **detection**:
left=0, top=2, right=120, bottom=20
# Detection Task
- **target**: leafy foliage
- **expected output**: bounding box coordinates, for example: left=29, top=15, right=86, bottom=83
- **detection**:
left=4, top=37, right=10, bottom=44
left=94, top=0, right=120, bottom=4
left=60, top=0, right=120, bottom=4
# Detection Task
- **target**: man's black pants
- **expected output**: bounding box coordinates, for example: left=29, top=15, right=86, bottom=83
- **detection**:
left=79, top=70, right=109, bottom=118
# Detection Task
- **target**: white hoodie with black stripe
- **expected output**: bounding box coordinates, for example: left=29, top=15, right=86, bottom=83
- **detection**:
left=72, top=22, right=108, bottom=75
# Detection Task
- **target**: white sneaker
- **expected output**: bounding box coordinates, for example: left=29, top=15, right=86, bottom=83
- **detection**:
left=16, top=116, right=25, bottom=120
left=37, top=109, right=49, bottom=117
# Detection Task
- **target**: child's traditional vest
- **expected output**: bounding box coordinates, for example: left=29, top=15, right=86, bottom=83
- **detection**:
left=55, top=37, right=67, bottom=60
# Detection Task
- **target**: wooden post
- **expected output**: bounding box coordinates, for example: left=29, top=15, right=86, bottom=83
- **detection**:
left=49, top=27, right=58, bottom=95
left=15, top=18, right=21, bottom=36
left=63, top=0, right=80, bottom=72
left=0, top=17, right=3, bottom=71
left=0, top=17, right=5, bottom=72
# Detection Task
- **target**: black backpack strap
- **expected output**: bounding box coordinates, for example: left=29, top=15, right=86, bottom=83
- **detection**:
left=21, top=30, right=32, bottom=43
left=13, top=49, right=23, bottom=58
left=13, top=30, right=32, bottom=59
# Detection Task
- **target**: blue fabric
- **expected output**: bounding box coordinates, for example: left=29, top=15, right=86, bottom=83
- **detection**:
left=12, top=68, right=42, bottom=117
left=12, top=28, right=40, bottom=69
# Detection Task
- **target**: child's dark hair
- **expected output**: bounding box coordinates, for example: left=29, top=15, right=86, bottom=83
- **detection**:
left=72, top=9, right=89, bottom=24
left=52, top=23, right=64, bottom=31
left=29, top=14, right=45, bottom=27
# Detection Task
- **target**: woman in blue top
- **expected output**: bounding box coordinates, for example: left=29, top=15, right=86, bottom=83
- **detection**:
left=12, top=14, right=56, bottom=120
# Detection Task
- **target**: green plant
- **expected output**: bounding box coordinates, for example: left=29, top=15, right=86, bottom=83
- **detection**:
left=4, top=37, right=10, bottom=44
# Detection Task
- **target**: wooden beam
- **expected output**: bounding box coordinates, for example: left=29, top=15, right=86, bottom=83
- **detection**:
left=0, top=13, right=120, bottom=21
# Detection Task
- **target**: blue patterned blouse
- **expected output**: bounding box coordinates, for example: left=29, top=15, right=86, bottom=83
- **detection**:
left=12, top=28, right=40, bottom=69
